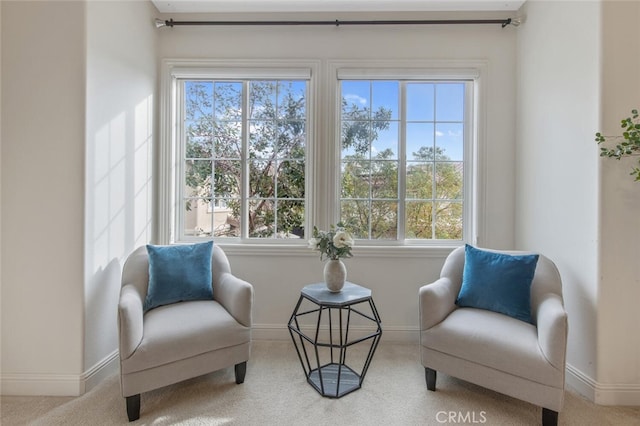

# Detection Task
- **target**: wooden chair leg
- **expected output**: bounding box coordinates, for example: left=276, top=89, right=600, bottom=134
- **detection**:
left=235, top=361, right=247, bottom=384
left=425, top=367, right=437, bottom=391
left=126, top=394, right=140, bottom=422
left=542, top=408, right=558, bottom=426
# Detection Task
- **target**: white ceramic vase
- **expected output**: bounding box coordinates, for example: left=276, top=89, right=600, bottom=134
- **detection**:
left=324, top=259, right=347, bottom=292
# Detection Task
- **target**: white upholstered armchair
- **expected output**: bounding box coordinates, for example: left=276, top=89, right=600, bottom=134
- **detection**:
left=419, top=246, right=568, bottom=426
left=118, top=243, right=253, bottom=421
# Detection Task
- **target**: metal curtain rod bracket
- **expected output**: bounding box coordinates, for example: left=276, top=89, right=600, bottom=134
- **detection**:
left=155, top=17, right=521, bottom=29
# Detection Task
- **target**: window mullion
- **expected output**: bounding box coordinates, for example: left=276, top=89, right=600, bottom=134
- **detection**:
left=273, top=82, right=280, bottom=237
left=431, top=84, right=438, bottom=240
left=241, top=81, right=250, bottom=240
left=368, top=82, right=374, bottom=240
left=209, top=83, right=215, bottom=237
left=463, top=80, right=474, bottom=243
left=398, top=82, right=407, bottom=242
left=177, top=81, right=187, bottom=241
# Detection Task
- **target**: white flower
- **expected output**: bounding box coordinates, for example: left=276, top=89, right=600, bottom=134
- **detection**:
left=333, top=231, right=354, bottom=248
left=308, top=238, right=319, bottom=249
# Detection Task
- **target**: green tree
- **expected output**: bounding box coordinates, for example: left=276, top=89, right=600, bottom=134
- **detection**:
left=341, top=99, right=392, bottom=154
left=405, top=146, right=463, bottom=239
left=185, top=80, right=463, bottom=241
left=339, top=99, right=395, bottom=238
left=340, top=141, right=464, bottom=240
left=341, top=148, right=398, bottom=239
left=185, top=80, right=306, bottom=238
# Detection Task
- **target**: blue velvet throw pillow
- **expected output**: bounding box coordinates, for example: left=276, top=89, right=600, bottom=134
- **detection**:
left=456, top=244, right=539, bottom=323
left=143, top=241, right=214, bottom=312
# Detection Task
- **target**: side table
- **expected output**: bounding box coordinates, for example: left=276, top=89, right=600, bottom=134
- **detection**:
left=287, top=282, right=382, bottom=398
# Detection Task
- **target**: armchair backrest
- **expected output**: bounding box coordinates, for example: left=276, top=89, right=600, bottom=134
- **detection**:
left=211, top=244, right=233, bottom=295
left=529, top=254, right=563, bottom=323
left=121, top=246, right=150, bottom=301
left=441, top=246, right=564, bottom=324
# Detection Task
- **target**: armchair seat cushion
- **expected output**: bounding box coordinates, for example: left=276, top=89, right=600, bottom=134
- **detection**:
left=421, top=307, right=563, bottom=388
left=121, top=300, right=250, bottom=374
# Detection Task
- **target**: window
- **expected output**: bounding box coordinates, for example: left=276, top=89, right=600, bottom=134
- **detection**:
left=163, top=61, right=479, bottom=247
left=338, top=78, right=473, bottom=243
left=175, top=73, right=309, bottom=241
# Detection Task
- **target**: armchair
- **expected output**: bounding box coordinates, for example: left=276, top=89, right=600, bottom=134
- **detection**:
left=419, top=246, right=567, bottom=426
left=118, top=244, right=253, bottom=421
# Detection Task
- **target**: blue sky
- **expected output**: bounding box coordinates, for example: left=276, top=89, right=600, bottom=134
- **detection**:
left=341, top=81, right=465, bottom=162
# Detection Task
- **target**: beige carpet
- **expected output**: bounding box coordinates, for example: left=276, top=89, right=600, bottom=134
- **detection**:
left=2, top=341, right=639, bottom=425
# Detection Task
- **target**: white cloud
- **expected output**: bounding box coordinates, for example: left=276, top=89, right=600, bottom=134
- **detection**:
left=435, top=130, right=462, bottom=138
left=344, top=94, right=367, bottom=106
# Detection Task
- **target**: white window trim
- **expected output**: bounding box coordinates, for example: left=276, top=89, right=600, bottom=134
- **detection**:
left=325, top=59, right=487, bottom=249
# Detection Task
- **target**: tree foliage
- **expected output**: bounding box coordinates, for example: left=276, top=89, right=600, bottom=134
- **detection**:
left=185, top=80, right=308, bottom=238
left=184, top=80, right=464, bottom=240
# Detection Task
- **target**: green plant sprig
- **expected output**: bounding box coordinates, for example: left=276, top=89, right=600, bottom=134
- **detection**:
left=596, top=109, right=640, bottom=181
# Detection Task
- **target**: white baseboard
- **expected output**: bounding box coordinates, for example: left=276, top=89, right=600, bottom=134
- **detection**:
left=81, top=350, right=119, bottom=394
left=594, top=382, right=640, bottom=406
left=566, top=363, right=597, bottom=401
left=252, top=324, right=291, bottom=341
left=1, top=372, right=84, bottom=396
left=566, top=363, right=640, bottom=406
left=0, top=350, right=119, bottom=397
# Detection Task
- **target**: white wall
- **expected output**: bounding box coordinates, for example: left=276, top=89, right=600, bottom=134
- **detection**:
left=0, top=0, right=157, bottom=396
left=597, top=0, right=640, bottom=405
left=84, top=0, right=157, bottom=389
left=516, top=0, right=640, bottom=405
left=158, top=12, right=519, bottom=340
left=1, top=1, right=86, bottom=395
left=516, top=0, right=600, bottom=386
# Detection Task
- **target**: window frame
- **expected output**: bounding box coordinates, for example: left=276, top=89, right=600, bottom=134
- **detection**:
left=159, top=59, right=486, bottom=255
left=327, top=61, right=484, bottom=249
left=159, top=59, right=319, bottom=245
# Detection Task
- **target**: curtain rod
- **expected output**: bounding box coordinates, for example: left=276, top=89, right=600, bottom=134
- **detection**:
left=155, top=18, right=521, bottom=29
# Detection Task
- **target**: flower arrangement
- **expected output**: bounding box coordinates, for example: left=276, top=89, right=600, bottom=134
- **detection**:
left=308, top=223, right=354, bottom=261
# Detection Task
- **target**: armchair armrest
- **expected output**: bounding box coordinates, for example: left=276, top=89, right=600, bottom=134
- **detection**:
left=536, top=293, right=568, bottom=371
left=118, top=284, right=144, bottom=360
left=419, top=277, right=458, bottom=331
left=217, top=272, right=254, bottom=327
